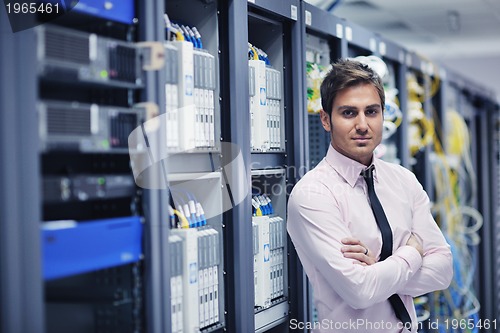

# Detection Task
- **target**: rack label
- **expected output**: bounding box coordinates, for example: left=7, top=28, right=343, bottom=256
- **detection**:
left=345, top=26, right=353, bottom=42
left=379, top=42, right=387, bottom=56
left=336, top=24, right=343, bottom=38
left=291, top=5, right=297, bottom=21
left=305, top=10, right=312, bottom=26
left=369, top=38, right=376, bottom=52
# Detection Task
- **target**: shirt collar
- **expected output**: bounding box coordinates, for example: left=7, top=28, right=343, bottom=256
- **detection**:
left=325, top=144, right=379, bottom=187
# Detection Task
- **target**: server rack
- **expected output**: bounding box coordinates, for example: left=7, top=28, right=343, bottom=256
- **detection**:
left=1, top=1, right=170, bottom=332
left=221, top=0, right=306, bottom=332
left=473, top=91, right=498, bottom=331
left=163, top=1, right=227, bottom=332
left=2, top=1, right=500, bottom=333
left=404, top=52, right=435, bottom=195
left=477, top=87, right=497, bottom=332
left=475, top=94, right=497, bottom=326
left=403, top=63, right=450, bottom=318
left=425, top=67, right=450, bottom=331
left=38, top=4, right=154, bottom=332
left=434, top=69, right=498, bottom=332
left=246, top=1, right=303, bottom=332
left=404, top=62, right=497, bottom=332
left=450, top=76, right=484, bottom=329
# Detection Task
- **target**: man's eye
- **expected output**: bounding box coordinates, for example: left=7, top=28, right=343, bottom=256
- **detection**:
left=366, top=109, right=378, bottom=115
left=343, top=110, right=355, bottom=116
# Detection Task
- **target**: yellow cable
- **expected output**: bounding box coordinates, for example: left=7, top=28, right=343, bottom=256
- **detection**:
left=175, top=30, right=184, bottom=41
left=392, top=113, right=402, bottom=128
left=428, top=106, right=481, bottom=324
left=256, top=207, right=263, bottom=216
left=251, top=46, right=259, bottom=60
left=172, top=208, right=189, bottom=229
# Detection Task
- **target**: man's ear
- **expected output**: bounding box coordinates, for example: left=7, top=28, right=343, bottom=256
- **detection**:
left=319, top=109, right=331, bottom=132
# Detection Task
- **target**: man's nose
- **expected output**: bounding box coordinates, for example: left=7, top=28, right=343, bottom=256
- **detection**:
left=355, top=114, right=368, bottom=132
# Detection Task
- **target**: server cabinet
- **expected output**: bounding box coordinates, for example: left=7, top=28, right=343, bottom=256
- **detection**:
left=247, top=1, right=302, bottom=332
left=1, top=1, right=169, bottom=332
left=220, top=0, right=305, bottom=332
left=404, top=53, right=435, bottom=195
left=38, top=6, right=152, bottom=333
left=163, top=1, right=227, bottom=333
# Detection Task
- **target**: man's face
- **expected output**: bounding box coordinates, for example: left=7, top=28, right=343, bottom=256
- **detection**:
left=320, top=83, right=383, bottom=166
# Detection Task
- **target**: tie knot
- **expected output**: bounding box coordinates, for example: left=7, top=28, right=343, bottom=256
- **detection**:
left=361, top=165, right=375, bottom=181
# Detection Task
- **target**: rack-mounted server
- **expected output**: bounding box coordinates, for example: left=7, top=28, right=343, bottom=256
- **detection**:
left=38, top=100, right=145, bottom=153
left=36, top=25, right=143, bottom=88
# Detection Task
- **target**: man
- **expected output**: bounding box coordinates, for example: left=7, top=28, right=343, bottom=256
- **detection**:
left=287, top=59, right=452, bottom=332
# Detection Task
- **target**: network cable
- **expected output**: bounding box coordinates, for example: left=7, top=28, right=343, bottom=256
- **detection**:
left=428, top=107, right=482, bottom=332
left=170, top=205, right=189, bottom=229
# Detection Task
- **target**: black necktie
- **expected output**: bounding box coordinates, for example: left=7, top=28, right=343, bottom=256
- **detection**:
left=362, top=166, right=412, bottom=329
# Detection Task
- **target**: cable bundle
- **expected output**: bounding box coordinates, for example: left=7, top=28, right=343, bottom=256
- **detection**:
left=407, top=72, right=435, bottom=158
left=251, top=194, right=274, bottom=217
left=248, top=43, right=270, bottom=65
left=424, top=108, right=482, bottom=332
left=306, top=60, right=331, bottom=114
left=168, top=191, right=207, bottom=229
left=164, top=14, right=203, bottom=48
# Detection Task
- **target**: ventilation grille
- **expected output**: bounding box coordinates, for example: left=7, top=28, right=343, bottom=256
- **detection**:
left=44, top=29, right=90, bottom=65
left=308, top=113, right=330, bottom=169
left=110, top=113, right=137, bottom=147
left=109, top=45, right=137, bottom=83
left=46, top=107, right=91, bottom=135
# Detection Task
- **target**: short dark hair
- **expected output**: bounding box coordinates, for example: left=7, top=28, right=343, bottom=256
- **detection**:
left=320, top=59, right=385, bottom=116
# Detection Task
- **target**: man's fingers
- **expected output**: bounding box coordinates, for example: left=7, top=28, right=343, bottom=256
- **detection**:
left=343, top=252, right=375, bottom=265
left=353, top=261, right=367, bottom=266
left=341, top=244, right=367, bottom=254
left=341, top=237, right=362, bottom=245
left=340, top=239, right=375, bottom=265
left=342, top=252, right=364, bottom=260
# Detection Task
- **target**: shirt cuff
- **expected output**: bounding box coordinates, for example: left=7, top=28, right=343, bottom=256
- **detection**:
left=393, top=245, right=423, bottom=273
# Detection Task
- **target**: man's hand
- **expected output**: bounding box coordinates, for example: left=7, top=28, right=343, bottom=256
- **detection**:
left=341, top=237, right=376, bottom=266
left=406, top=233, right=424, bottom=257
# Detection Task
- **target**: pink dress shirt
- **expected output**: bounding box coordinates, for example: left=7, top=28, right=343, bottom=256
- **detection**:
left=287, top=145, right=453, bottom=332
